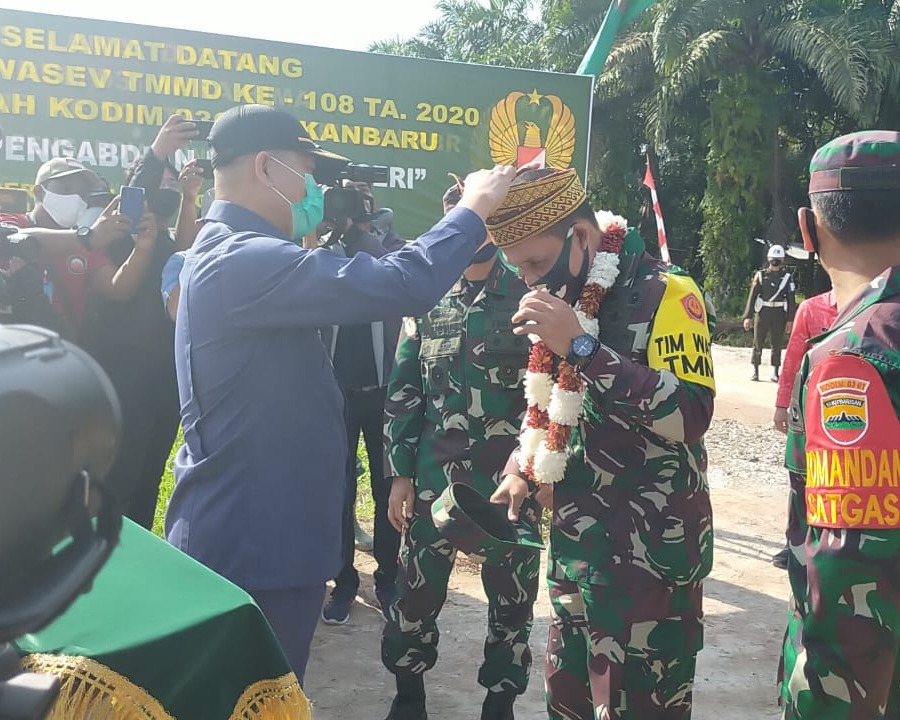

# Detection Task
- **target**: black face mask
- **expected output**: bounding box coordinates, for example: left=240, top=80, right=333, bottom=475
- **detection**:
left=471, top=240, right=498, bottom=265
left=534, top=225, right=589, bottom=304
left=148, top=189, right=181, bottom=221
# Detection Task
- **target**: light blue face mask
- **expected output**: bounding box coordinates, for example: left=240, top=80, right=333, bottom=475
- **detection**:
left=268, top=156, right=324, bottom=242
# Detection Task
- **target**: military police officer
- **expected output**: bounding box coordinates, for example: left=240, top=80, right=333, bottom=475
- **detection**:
left=743, top=244, right=797, bottom=382
left=380, top=185, right=539, bottom=720
left=779, top=131, right=900, bottom=719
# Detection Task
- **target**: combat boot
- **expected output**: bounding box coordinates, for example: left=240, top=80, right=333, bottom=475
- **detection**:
left=384, top=674, right=427, bottom=720
left=480, top=690, right=516, bottom=720
left=750, top=365, right=759, bottom=382
left=771, top=366, right=780, bottom=383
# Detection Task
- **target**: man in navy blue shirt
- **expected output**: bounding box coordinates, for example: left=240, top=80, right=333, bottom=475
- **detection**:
left=164, top=104, right=516, bottom=685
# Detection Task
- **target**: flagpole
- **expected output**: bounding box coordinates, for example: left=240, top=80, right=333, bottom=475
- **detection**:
left=577, top=1, right=657, bottom=77
left=643, top=152, right=671, bottom=264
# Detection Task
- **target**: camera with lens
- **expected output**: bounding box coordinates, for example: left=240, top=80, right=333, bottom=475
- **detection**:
left=322, top=164, right=389, bottom=228
left=0, top=224, right=58, bottom=331
left=0, top=223, right=40, bottom=264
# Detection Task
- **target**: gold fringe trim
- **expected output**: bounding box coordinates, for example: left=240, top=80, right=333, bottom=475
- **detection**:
left=227, top=673, right=311, bottom=720
left=20, top=654, right=311, bottom=719
left=20, top=654, right=174, bottom=720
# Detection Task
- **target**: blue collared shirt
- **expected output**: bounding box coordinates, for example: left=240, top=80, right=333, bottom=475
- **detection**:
left=165, top=200, right=485, bottom=591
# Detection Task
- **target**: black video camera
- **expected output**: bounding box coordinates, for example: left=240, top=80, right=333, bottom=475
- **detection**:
left=322, top=164, right=389, bottom=228
left=0, top=223, right=40, bottom=264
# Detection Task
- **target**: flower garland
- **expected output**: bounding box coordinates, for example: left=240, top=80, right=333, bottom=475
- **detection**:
left=520, top=211, right=628, bottom=485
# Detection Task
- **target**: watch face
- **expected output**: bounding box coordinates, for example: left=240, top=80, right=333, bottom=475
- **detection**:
left=573, top=334, right=595, bottom=357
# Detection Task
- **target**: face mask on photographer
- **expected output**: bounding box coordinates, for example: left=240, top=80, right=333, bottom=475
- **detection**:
left=77, top=205, right=105, bottom=228
left=534, top=224, right=590, bottom=304
left=267, top=156, right=324, bottom=242
left=41, top=188, right=87, bottom=228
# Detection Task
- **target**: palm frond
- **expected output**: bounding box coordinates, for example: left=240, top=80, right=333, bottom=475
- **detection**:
left=652, top=29, right=743, bottom=142
left=766, top=14, right=893, bottom=119
left=595, top=31, right=654, bottom=99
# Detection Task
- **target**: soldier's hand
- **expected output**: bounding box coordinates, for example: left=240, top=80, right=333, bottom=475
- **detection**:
left=512, top=290, right=583, bottom=358
left=388, top=476, right=415, bottom=533
left=743, top=318, right=752, bottom=332
left=456, top=165, right=517, bottom=221
left=773, top=407, right=789, bottom=434
left=490, top=475, right=529, bottom=521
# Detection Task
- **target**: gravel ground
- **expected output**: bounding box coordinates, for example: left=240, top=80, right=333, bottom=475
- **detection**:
left=705, top=418, right=788, bottom=488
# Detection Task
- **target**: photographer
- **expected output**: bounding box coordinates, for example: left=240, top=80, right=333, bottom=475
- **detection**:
left=163, top=104, right=516, bottom=685
left=0, top=158, right=138, bottom=341
left=82, top=116, right=208, bottom=531
left=321, top=181, right=403, bottom=626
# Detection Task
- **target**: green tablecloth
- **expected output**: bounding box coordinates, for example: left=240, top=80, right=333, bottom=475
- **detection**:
left=16, top=520, right=310, bottom=719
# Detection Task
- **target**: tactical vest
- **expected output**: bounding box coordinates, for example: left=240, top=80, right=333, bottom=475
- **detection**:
left=418, top=271, right=528, bottom=397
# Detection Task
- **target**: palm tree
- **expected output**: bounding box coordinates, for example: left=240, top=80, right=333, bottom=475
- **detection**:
left=596, top=0, right=900, bottom=310
left=370, top=0, right=547, bottom=68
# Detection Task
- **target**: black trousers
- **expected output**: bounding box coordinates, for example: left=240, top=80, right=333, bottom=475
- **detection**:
left=335, top=386, right=400, bottom=594
left=94, top=348, right=180, bottom=530
left=752, top=307, right=787, bottom=368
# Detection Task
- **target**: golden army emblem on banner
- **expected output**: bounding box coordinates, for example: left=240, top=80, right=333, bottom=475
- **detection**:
left=488, top=90, right=576, bottom=169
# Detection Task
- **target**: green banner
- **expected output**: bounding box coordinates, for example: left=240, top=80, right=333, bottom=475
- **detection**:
left=0, top=9, right=593, bottom=237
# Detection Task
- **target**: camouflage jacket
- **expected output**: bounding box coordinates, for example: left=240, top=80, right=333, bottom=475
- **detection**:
left=785, top=265, right=900, bottom=534
left=505, top=252, right=717, bottom=587
left=384, top=259, right=539, bottom=525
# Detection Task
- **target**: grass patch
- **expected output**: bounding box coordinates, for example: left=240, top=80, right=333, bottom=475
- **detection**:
left=153, top=433, right=376, bottom=538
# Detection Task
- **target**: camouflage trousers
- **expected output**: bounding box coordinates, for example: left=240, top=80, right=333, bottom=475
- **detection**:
left=779, top=522, right=900, bottom=719
left=381, top=511, right=540, bottom=693
left=546, top=577, right=704, bottom=720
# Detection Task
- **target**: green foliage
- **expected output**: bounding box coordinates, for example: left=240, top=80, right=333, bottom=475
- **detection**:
left=372, top=0, right=900, bottom=310
left=700, top=73, right=774, bottom=314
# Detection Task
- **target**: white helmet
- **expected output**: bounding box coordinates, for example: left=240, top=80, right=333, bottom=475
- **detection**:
left=767, top=245, right=786, bottom=260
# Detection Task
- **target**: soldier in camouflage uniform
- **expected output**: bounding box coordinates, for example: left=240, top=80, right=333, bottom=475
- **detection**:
left=490, top=168, right=716, bottom=720
left=779, top=131, right=900, bottom=719
left=380, top=186, right=540, bottom=720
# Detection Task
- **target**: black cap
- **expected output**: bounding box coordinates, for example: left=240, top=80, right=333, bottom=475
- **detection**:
left=208, top=104, right=349, bottom=181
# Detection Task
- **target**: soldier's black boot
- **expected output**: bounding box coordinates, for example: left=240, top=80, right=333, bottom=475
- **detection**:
left=771, top=366, right=780, bottom=382
left=751, top=365, right=760, bottom=382
left=384, top=674, right=427, bottom=720
left=480, top=690, right=516, bottom=720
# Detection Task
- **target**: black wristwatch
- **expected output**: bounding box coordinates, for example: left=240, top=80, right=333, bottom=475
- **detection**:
left=566, top=333, right=598, bottom=368
left=75, top=225, right=93, bottom=250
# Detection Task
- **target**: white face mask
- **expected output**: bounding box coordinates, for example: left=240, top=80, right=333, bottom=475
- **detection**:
left=77, top=205, right=104, bottom=228
left=41, top=188, right=88, bottom=228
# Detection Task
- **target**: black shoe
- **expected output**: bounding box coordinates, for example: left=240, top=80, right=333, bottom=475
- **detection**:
left=751, top=367, right=760, bottom=382
left=481, top=690, right=516, bottom=720
left=772, top=547, right=790, bottom=570
left=384, top=674, right=427, bottom=720
left=771, top=367, right=780, bottom=382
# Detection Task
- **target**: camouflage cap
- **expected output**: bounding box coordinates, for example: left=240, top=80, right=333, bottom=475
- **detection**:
left=487, top=168, right=587, bottom=249
left=431, top=483, right=543, bottom=565
left=809, top=130, right=900, bottom=194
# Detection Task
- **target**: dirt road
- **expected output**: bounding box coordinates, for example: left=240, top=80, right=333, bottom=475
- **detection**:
left=304, top=345, right=791, bottom=719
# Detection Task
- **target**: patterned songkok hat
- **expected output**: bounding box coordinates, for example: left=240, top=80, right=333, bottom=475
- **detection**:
left=487, top=168, right=587, bottom=248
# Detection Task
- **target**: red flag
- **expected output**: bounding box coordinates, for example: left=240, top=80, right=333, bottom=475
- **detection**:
left=643, top=158, right=670, bottom=263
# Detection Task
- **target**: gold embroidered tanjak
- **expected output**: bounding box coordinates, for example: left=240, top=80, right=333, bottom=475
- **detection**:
left=487, top=168, right=587, bottom=249
left=20, top=654, right=311, bottom=720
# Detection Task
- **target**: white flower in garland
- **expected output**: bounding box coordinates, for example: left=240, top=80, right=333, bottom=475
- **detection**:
left=518, top=212, right=628, bottom=485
